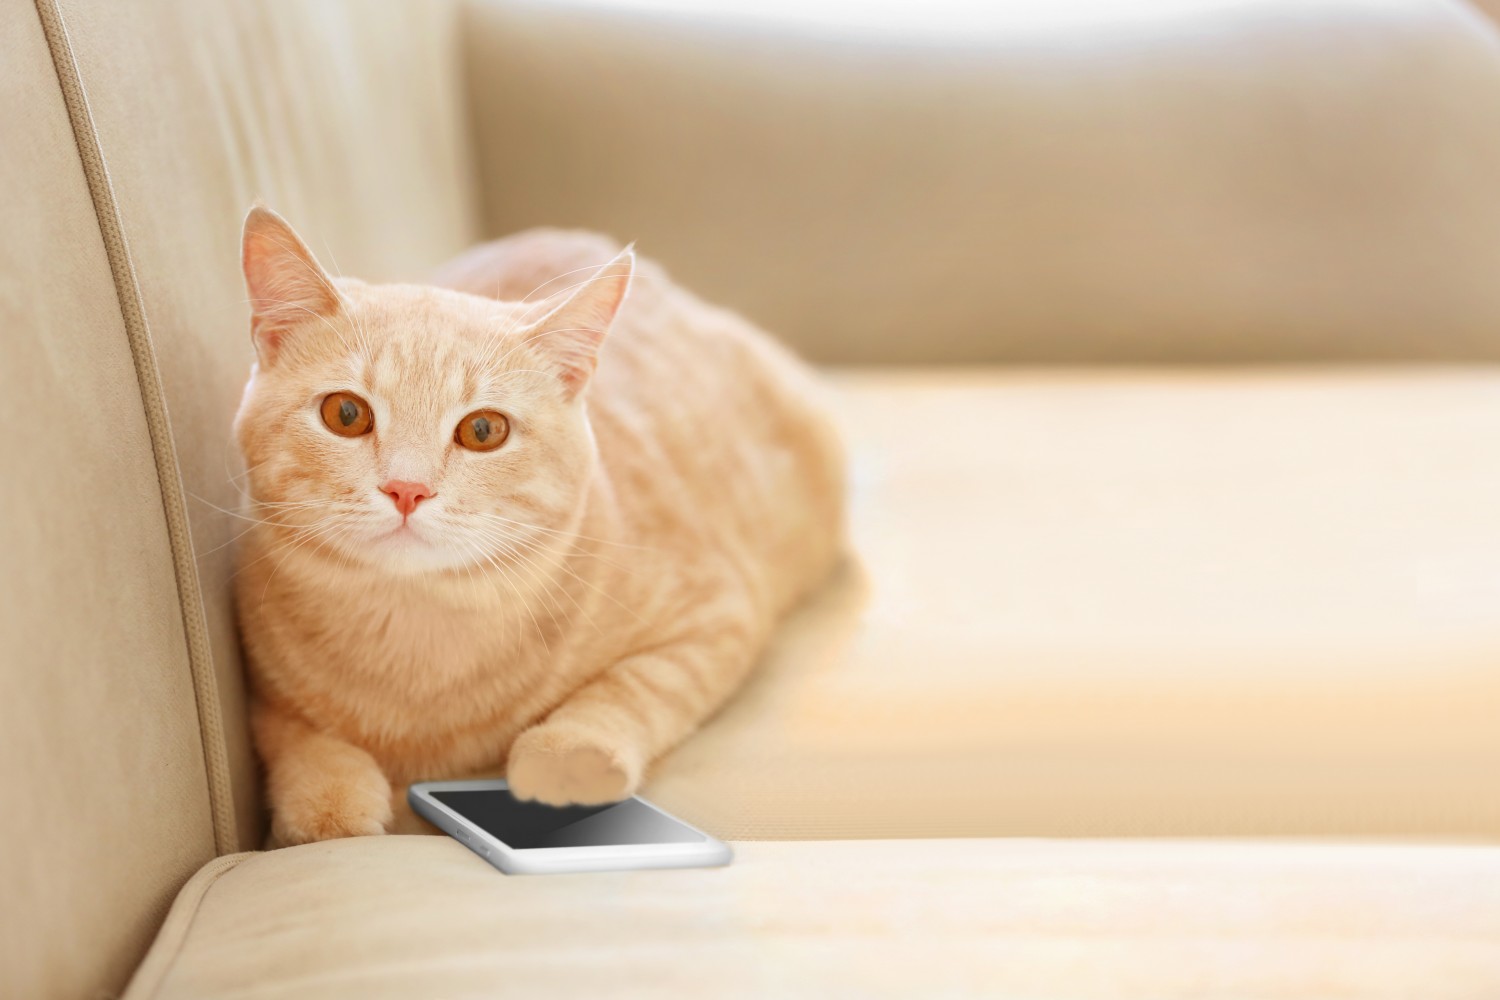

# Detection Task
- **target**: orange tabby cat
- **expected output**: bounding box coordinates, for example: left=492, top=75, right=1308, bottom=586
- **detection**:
left=234, top=207, right=844, bottom=844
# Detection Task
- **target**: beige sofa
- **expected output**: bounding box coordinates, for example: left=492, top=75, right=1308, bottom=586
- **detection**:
left=5, top=0, right=1500, bottom=996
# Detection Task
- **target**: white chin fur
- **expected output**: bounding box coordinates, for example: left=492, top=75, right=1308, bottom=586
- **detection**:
left=356, top=527, right=469, bottom=575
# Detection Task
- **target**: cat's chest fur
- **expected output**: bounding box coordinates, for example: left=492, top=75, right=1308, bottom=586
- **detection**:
left=245, top=548, right=618, bottom=781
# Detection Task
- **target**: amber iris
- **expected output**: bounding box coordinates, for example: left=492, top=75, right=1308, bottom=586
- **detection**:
left=319, top=392, right=373, bottom=437
left=456, top=410, right=509, bottom=452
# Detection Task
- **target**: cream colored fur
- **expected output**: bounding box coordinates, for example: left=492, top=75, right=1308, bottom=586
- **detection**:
left=233, top=208, right=843, bottom=844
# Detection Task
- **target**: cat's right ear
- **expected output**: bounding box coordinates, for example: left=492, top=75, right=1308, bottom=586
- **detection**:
left=241, top=205, right=341, bottom=365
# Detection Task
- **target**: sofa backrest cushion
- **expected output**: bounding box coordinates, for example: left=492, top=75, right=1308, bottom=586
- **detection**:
left=0, top=4, right=218, bottom=997
left=463, top=0, right=1500, bottom=364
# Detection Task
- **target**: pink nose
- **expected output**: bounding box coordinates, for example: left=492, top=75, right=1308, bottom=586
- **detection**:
left=380, top=480, right=433, bottom=517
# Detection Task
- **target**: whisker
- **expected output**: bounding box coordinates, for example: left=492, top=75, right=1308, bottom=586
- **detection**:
left=464, top=522, right=602, bottom=636
left=187, top=492, right=336, bottom=526
left=230, top=511, right=348, bottom=581
left=470, top=511, right=659, bottom=552
left=258, top=516, right=348, bottom=607
left=495, top=268, right=631, bottom=341
left=468, top=521, right=645, bottom=626
left=490, top=261, right=628, bottom=311
left=468, top=536, right=553, bottom=656
left=469, top=520, right=643, bottom=579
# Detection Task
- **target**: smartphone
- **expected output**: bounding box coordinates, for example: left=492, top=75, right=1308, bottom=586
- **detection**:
left=407, top=779, right=733, bottom=875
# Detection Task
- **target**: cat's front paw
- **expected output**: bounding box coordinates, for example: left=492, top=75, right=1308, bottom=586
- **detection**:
left=507, top=724, right=642, bottom=806
left=270, top=764, right=394, bottom=846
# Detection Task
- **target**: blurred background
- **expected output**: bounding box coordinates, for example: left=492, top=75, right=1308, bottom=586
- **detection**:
left=467, top=0, right=1500, bottom=365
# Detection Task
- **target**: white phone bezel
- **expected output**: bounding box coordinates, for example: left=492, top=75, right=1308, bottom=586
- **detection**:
left=407, top=778, right=733, bottom=875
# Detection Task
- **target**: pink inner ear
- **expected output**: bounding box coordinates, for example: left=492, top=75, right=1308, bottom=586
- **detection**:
left=530, top=249, right=634, bottom=396
left=249, top=312, right=290, bottom=357
left=242, top=211, right=341, bottom=361
left=548, top=329, right=607, bottom=393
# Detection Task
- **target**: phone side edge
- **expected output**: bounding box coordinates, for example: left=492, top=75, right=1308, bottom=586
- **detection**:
left=406, top=785, right=523, bottom=875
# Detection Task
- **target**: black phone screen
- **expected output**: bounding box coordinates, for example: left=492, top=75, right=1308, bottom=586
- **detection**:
left=432, top=787, right=706, bottom=850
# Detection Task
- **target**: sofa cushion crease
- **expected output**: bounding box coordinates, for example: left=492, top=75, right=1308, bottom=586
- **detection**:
left=122, top=854, right=254, bottom=1000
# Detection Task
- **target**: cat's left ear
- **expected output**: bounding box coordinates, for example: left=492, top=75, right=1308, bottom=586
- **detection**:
left=523, top=245, right=635, bottom=398
left=241, top=205, right=343, bottom=366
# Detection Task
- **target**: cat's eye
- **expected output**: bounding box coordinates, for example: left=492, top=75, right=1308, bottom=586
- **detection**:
left=319, top=392, right=373, bottom=437
left=455, top=410, right=510, bottom=452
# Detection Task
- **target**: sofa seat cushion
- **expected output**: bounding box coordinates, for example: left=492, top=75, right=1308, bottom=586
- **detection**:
left=638, top=368, right=1500, bottom=839
left=125, top=836, right=1500, bottom=999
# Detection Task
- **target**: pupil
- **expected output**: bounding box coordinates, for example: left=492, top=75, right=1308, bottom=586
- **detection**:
left=472, top=417, right=490, bottom=442
left=339, top=400, right=358, bottom=427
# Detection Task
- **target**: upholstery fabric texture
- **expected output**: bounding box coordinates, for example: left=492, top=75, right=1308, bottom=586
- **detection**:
left=0, top=3, right=217, bottom=997
left=124, top=836, right=1500, bottom=1000
left=34, top=0, right=239, bottom=858
left=464, top=0, right=1500, bottom=364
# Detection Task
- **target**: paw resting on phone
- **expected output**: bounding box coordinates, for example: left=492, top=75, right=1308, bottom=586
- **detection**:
left=506, top=724, right=642, bottom=806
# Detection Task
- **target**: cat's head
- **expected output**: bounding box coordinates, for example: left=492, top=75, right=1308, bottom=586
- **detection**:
left=232, top=206, right=633, bottom=575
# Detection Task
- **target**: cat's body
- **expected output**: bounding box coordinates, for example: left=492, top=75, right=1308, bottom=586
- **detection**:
left=234, top=212, right=842, bottom=844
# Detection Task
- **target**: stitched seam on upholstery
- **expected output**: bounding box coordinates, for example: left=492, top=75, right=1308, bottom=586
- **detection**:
left=33, top=0, right=238, bottom=856
left=119, top=853, right=255, bottom=1000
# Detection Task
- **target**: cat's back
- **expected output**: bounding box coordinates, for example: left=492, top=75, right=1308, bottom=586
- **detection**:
left=432, top=228, right=627, bottom=306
